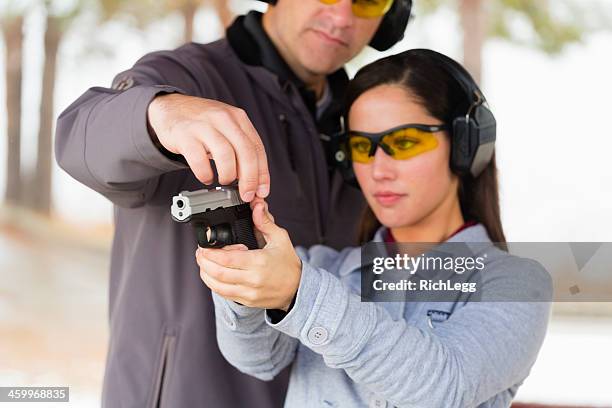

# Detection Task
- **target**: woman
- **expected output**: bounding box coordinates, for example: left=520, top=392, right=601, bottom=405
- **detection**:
left=196, top=49, right=551, bottom=408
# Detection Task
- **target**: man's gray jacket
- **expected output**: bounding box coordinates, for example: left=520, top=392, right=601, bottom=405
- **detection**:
left=54, top=13, right=366, bottom=408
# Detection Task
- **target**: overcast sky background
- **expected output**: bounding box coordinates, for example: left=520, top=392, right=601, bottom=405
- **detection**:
left=1, top=0, right=611, bottom=242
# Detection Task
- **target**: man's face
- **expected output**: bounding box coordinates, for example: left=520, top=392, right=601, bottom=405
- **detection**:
left=264, top=0, right=383, bottom=76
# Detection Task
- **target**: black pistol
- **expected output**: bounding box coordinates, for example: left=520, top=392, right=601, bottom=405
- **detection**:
left=171, top=186, right=259, bottom=249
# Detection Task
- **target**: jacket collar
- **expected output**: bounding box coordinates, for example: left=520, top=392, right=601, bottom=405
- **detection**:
left=226, top=11, right=349, bottom=119
left=229, top=10, right=301, bottom=86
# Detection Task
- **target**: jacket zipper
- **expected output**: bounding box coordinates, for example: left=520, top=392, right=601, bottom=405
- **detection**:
left=279, top=113, right=297, bottom=172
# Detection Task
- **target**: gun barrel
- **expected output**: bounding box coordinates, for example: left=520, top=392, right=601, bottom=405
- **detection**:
left=171, top=186, right=244, bottom=222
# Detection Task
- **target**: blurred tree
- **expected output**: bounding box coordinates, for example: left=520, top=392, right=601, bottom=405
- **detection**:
left=419, top=0, right=597, bottom=83
left=1, top=3, right=26, bottom=207
left=28, top=1, right=84, bottom=215
left=208, top=0, right=234, bottom=30
left=176, top=0, right=200, bottom=42
left=29, top=0, right=234, bottom=215
left=100, top=0, right=234, bottom=43
left=28, top=0, right=167, bottom=215
left=172, top=0, right=234, bottom=43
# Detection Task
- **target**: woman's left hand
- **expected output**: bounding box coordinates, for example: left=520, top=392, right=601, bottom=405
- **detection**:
left=196, top=199, right=302, bottom=311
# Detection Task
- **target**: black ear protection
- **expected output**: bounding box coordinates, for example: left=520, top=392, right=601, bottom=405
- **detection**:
left=423, top=49, right=497, bottom=178
left=255, top=0, right=412, bottom=51
left=336, top=49, right=497, bottom=188
left=369, top=0, right=412, bottom=51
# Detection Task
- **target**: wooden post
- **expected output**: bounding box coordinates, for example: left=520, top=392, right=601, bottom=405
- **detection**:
left=459, top=0, right=487, bottom=84
left=2, top=16, right=24, bottom=206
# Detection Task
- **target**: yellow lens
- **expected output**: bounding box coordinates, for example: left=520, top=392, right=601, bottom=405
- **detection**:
left=352, top=0, right=394, bottom=18
left=319, top=0, right=340, bottom=4
left=348, top=136, right=374, bottom=163
left=382, top=128, right=439, bottom=160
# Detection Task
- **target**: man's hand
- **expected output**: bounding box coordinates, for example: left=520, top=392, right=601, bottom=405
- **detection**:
left=196, top=199, right=302, bottom=311
left=148, top=93, right=270, bottom=202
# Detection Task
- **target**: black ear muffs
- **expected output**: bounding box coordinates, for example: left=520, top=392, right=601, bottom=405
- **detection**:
left=370, top=0, right=412, bottom=51
left=424, top=49, right=496, bottom=178
left=256, top=0, right=412, bottom=51
left=451, top=99, right=496, bottom=177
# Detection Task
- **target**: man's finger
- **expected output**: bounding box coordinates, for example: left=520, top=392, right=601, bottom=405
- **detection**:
left=213, top=111, right=260, bottom=201
left=233, top=109, right=270, bottom=198
left=199, top=128, right=237, bottom=186
left=181, top=140, right=215, bottom=185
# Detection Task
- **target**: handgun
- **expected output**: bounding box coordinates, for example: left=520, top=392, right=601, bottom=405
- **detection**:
left=171, top=186, right=259, bottom=249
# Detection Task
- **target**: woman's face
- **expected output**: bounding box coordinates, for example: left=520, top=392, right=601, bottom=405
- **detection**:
left=349, top=84, right=459, bottom=230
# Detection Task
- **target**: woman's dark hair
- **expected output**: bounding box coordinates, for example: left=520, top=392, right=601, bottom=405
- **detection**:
left=345, top=49, right=506, bottom=245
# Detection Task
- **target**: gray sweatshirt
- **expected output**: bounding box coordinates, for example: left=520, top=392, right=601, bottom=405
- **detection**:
left=212, top=224, right=552, bottom=408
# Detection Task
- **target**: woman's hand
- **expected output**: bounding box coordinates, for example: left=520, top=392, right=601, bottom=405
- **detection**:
left=196, top=199, right=302, bottom=311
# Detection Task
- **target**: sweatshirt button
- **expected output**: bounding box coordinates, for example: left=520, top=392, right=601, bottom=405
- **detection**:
left=224, top=312, right=236, bottom=330
left=307, top=326, right=328, bottom=345
left=369, top=397, right=387, bottom=408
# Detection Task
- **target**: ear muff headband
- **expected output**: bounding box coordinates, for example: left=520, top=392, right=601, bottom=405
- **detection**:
left=411, top=49, right=497, bottom=178
left=370, top=0, right=412, bottom=51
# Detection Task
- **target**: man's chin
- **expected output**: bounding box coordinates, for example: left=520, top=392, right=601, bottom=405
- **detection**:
left=299, top=50, right=347, bottom=75
left=300, top=33, right=352, bottom=68
left=301, top=60, right=344, bottom=76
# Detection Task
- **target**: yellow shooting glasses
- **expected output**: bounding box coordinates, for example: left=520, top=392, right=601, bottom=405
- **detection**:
left=347, top=123, right=447, bottom=164
left=318, top=0, right=395, bottom=18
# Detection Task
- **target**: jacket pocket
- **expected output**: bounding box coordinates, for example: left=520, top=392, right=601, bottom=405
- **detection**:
left=150, top=331, right=178, bottom=408
left=418, top=302, right=458, bottom=330
left=426, top=309, right=452, bottom=329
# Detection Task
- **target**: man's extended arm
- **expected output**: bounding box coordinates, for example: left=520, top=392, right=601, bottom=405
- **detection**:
left=55, top=51, right=193, bottom=207
left=55, top=50, right=270, bottom=208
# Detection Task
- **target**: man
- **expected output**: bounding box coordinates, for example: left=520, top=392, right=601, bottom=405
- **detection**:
left=55, top=0, right=411, bottom=406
